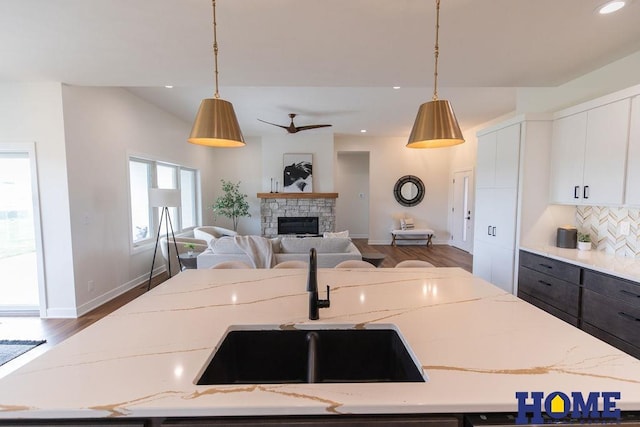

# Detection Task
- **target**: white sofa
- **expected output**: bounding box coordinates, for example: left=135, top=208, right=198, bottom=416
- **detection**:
left=197, top=236, right=362, bottom=269
left=193, top=226, right=237, bottom=244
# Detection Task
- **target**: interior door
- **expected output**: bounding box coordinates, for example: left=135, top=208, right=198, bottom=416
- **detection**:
left=451, top=170, right=473, bottom=252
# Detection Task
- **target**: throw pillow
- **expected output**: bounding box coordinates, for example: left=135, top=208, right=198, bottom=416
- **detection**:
left=270, top=237, right=282, bottom=254
left=400, top=218, right=415, bottom=230
left=280, top=237, right=350, bottom=254
left=323, top=230, right=349, bottom=238
left=212, top=236, right=244, bottom=254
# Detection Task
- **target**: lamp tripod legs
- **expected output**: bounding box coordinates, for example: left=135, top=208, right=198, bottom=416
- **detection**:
left=146, top=207, right=183, bottom=291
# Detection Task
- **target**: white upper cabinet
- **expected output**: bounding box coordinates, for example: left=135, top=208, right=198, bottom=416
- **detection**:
left=583, top=99, right=630, bottom=205
left=550, top=98, right=631, bottom=205
left=476, top=123, right=521, bottom=189
left=626, top=96, right=640, bottom=206
left=494, top=124, right=521, bottom=188
left=475, top=132, right=497, bottom=189
left=549, top=113, right=587, bottom=204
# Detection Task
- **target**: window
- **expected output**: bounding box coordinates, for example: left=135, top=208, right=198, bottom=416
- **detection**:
left=128, top=157, right=200, bottom=247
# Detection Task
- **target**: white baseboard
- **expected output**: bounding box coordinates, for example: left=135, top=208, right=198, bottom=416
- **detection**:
left=45, top=307, right=78, bottom=318
left=367, top=239, right=446, bottom=246
left=75, top=266, right=166, bottom=318
left=367, top=239, right=391, bottom=245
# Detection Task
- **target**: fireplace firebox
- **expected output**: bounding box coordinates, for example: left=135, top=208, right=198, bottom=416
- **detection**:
left=278, top=217, right=319, bottom=236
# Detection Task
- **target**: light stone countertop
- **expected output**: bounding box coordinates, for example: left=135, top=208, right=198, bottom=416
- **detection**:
left=0, top=267, right=639, bottom=419
left=520, top=245, right=640, bottom=283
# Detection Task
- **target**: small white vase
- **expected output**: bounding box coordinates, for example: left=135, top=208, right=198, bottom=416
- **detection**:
left=577, top=241, right=591, bottom=251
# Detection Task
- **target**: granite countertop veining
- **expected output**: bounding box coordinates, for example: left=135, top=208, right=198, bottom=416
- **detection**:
left=0, top=267, right=639, bottom=419
left=520, top=245, right=640, bottom=283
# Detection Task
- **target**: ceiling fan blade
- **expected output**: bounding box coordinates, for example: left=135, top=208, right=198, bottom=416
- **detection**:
left=295, top=124, right=333, bottom=132
left=257, top=118, right=290, bottom=130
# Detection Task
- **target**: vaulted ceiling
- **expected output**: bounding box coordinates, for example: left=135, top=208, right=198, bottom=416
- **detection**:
left=2, top=0, right=640, bottom=137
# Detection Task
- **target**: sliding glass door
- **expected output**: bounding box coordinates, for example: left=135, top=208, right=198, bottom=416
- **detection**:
left=0, top=146, right=42, bottom=314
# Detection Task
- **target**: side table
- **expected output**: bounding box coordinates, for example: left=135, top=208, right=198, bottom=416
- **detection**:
left=178, top=252, right=201, bottom=270
left=361, top=252, right=386, bottom=267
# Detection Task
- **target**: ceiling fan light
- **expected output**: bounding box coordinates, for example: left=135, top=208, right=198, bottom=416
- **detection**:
left=407, top=100, right=464, bottom=148
left=188, top=98, right=245, bottom=147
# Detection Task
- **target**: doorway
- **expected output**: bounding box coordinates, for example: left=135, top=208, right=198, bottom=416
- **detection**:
left=0, top=144, right=44, bottom=315
left=336, top=152, right=370, bottom=238
left=451, top=169, right=474, bottom=253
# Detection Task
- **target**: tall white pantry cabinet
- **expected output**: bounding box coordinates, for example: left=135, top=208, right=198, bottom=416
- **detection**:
left=473, top=116, right=553, bottom=294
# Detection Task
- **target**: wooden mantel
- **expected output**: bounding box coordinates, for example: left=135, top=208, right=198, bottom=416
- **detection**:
left=257, top=192, right=338, bottom=199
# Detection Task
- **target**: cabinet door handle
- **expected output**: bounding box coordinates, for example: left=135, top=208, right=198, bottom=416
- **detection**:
left=618, top=312, right=640, bottom=322
left=537, top=280, right=553, bottom=287
left=583, top=185, right=590, bottom=199
left=492, top=226, right=496, bottom=236
left=487, top=225, right=492, bottom=236
left=574, top=186, right=580, bottom=199
left=538, top=263, right=553, bottom=270
left=620, top=289, right=640, bottom=299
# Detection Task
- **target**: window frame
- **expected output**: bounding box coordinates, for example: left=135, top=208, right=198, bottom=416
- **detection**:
left=127, top=155, right=201, bottom=253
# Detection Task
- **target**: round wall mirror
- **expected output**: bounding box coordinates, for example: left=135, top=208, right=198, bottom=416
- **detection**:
left=393, top=175, right=425, bottom=207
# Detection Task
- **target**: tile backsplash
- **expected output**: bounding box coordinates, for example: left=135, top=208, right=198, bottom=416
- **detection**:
left=576, top=206, right=639, bottom=258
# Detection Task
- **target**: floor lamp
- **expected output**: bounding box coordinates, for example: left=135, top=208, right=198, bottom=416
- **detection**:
left=148, top=188, right=182, bottom=290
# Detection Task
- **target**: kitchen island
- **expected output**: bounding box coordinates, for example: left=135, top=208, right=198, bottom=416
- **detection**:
left=0, top=267, right=639, bottom=424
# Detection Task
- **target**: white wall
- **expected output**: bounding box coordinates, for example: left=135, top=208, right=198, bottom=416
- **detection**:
left=336, top=152, right=369, bottom=238
left=61, top=85, right=218, bottom=316
left=335, top=136, right=451, bottom=244
left=205, top=136, right=262, bottom=235
left=261, top=133, right=335, bottom=193
left=516, top=50, right=640, bottom=115
left=0, top=82, right=76, bottom=317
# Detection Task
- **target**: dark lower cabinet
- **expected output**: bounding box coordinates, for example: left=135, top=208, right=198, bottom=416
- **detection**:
left=582, top=270, right=640, bottom=359
left=163, top=415, right=462, bottom=426
left=518, top=250, right=640, bottom=360
left=517, top=251, right=581, bottom=327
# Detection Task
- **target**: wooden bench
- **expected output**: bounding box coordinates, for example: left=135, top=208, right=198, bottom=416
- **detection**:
left=391, top=229, right=434, bottom=247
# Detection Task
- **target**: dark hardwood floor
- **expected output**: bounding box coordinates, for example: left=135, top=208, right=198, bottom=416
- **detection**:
left=0, top=243, right=471, bottom=377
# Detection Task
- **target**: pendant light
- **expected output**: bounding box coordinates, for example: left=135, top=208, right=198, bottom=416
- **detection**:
left=188, top=0, right=245, bottom=147
left=407, top=0, right=464, bottom=148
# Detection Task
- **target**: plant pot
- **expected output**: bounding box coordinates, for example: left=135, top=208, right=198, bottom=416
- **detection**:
left=577, top=241, right=591, bottom=251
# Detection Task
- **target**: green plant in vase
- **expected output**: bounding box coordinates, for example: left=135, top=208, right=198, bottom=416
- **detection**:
left=577, top=232, right=591, bottom=251
left=211, top=180, right=250, bottom=231
left=184, top=242, right=196, bottom=256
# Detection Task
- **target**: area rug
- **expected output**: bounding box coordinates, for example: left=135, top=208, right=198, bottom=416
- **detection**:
left=0, top=340, right=46, bottom=367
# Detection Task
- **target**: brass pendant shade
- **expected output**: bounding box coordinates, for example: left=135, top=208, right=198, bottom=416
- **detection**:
left=188, top=98, right=245, bottom=147
left=188, top=0, right=245, bottom=148
left=407, top=100, right=464, bottom=148
left=407, top=0, right=464, bottom=149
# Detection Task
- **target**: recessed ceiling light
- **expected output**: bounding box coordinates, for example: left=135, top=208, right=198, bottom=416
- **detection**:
left=164, top=85, right=174, bottom=89
left=597, top=0, right=626, bottom=14
left=360, top=129, right=367, bottom=133
left=392, top=86, right=401, bottom=90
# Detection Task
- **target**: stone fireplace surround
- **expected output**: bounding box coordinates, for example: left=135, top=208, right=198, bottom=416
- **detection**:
left=258, top=193, right=337, bottom=238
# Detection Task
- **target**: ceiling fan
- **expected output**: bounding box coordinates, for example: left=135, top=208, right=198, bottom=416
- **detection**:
left=258, top=113, right=332, bottom=134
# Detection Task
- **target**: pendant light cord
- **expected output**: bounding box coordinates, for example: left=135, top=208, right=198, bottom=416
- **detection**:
left=212, top=0, right=220, bottom=99
left=432, top=0, right=440, bottom=102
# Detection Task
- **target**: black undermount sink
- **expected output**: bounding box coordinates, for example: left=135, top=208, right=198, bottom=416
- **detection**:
left=196, top=327, right=426, bottom=385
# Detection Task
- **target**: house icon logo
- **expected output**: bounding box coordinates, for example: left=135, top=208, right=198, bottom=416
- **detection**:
left=549, top=394, right=565, bottom=415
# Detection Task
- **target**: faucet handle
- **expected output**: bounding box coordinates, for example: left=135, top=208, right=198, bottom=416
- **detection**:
left=319, top=285, right=331, bottom=308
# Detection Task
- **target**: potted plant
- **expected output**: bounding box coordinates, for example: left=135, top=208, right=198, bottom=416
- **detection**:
left=183, top=242, right=196, bottom=256
left=577, top=232, right=592, bottom=251
left=211, top=180, right=250, bottom=231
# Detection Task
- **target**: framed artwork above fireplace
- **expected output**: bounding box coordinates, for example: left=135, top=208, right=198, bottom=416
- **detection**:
left=283, top=153, right=313, bottom=193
